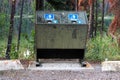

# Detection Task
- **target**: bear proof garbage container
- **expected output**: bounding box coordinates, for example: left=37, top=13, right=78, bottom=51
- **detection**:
left=35, top=11, right=88, bottom=66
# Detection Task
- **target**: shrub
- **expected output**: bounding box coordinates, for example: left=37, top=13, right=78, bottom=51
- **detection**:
left=85, top=34, right=120, bottom=61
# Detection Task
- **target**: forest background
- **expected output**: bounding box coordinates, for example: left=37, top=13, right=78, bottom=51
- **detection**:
left=0, top=0, right=120, bottom=61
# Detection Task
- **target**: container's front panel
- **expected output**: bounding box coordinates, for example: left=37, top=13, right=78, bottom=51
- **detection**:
left=35, top=24, right=88, bottom=49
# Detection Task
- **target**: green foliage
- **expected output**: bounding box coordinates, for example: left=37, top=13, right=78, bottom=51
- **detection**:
left=10, top=42, right=18, bottom=59
left=0, top=13, right=5, bottom=26
left=0, top=40, right=6, bottom=58
left=18, top=30, right=35, bottom=60
left=44, top=1, right=55, bottom=11
left=0, top=13, right=9, bottom=39
left=0, top=30, right=35, bottom=60
left=86, top=34, right=120, bottom=61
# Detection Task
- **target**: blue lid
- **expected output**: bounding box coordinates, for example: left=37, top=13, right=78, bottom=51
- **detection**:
left=44, top=14, right=54, bottom=20
left=68, top=14, right=78, bottom=21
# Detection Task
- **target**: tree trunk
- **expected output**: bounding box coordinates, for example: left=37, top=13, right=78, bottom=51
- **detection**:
left=17, top=0, right=24, bottom=51
left=95, top=0, right=98, bottom=36
left=101, top=0, right=105, bottom=36
left=75, top=0, right=78, bottom=11
left=88, top=0, right=94, bottom=38
left=6, top=0, right=16, bottom=59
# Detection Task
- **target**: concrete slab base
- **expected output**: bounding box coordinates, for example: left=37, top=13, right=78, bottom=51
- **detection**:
left=0, top=60, right=24, bottom=71
left=102, top=61, right=120, bottom=71
left=28, top=61, right=94, bottom=71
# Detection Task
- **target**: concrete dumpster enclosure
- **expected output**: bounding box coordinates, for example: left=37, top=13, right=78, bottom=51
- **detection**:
left=35, top=11, right=88, bottom=64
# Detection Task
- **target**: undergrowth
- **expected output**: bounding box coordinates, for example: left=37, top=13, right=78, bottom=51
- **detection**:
left=85, top=34, right=120, bottom=61
left=0, top=31, right=35, bottom=60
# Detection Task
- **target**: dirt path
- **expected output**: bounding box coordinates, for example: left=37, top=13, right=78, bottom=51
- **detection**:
left=0, top=63, right=120, bottom=80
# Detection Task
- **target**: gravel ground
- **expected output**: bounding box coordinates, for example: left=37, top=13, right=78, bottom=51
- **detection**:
left=0, top=63, right=120, bottom=80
